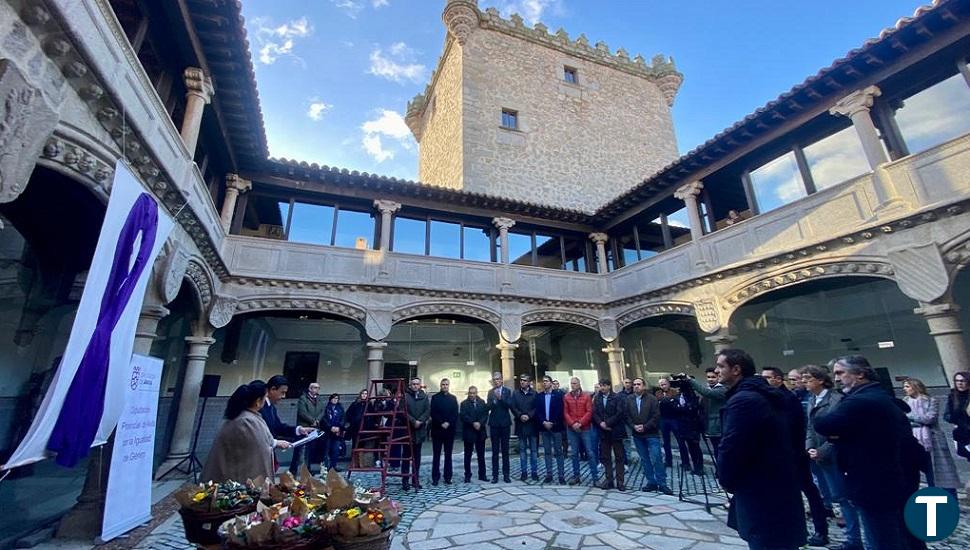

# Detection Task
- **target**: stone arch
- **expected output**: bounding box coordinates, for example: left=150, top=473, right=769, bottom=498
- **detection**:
left=520, top=310, right=600, bottom=331
left=942, top=224, right=970, bottom=286
left=183, top=259, right=216, bottom=313
left=615, top=302, right=696, bottom=330
left=722, top=259, right=896, bottom=318
left=391, top=301, right=501, bottom=332
left=233, top=295, right=367, bottom=326
left=37, top=129, right=117, bottom=204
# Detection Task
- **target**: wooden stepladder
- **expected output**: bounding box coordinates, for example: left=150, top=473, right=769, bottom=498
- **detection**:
left=346, top=378, right=417, bottom=494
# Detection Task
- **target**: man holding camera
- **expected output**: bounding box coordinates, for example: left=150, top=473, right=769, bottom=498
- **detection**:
left=687, top=367, right=727, bottom=457
left=668, top=373, right=706, bottom=475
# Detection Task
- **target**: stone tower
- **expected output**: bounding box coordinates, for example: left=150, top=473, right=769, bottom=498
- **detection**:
left=405, top=0, right=683, bottom=212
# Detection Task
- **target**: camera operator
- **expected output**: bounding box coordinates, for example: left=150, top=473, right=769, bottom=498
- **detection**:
left=667, top=373, right=706, bottom=475
left=687, top=367, right=727, bottom=457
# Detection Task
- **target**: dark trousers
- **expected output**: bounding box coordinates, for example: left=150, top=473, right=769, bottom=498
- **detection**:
left=401, top=439, right=423, bottom=485
left=677, top=435, right=705, bottom=472
left=324, top=434, right=343, bottom=471
left=431, top=434, right=454, bottom=482
left=464, top=437, right=487, bottom=481
left=599, top=436, right=625, bottom=487
left=490, top=426, right=511, bottom=480
left=661, top=418, right=675, bottom=465
left=798, top=458, right=828, bottom=538
left=857, top=504, right=906, bottom=550
left=288, top=441, right=304, bottom=474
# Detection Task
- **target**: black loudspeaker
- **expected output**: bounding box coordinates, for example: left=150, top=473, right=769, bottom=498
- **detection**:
left=200, top=374, right=221, bottom=398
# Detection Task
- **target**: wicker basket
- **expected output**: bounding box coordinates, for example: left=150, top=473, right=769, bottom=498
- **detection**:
left=224, top=531, right=331, bottom=550
left=178, top=505, right=255, bottom=545
left=331, top=530, right=392, bottom=550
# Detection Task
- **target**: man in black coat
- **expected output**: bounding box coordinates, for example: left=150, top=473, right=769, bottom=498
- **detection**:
left=626, top=378, right=670, bottom=494
left=511, top=374, right=539, bottom=482
left=430, top=378, right=459, bottom=485
left=534, top=375, right=566, bottom=484
left=592, top=378, right=627, bottom=491
left=716, top=349, right=807, bottom=550
left=486, top=372, right=513, bottom=483
left=814, top=356, right=913, bottom=550
left=460, top=385, right=489, bottom=482
left=259, top=375, right=313, bottom=472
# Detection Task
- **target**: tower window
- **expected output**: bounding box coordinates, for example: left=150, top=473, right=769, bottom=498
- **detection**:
left=501, top=109, right=518, bottom=130
left=564, top=66, right=578, bottom=84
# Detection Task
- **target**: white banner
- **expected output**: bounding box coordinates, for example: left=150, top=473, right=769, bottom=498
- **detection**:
left=101, top=354, right=163, bottom=542
left=2, top=161, right=173, bottom=469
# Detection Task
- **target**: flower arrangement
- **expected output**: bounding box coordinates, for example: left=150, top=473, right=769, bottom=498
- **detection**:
left=175, top=480, right=260, bottom=513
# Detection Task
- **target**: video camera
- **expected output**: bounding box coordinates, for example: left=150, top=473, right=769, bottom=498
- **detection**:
left=669, top=373, right=692, bottom=390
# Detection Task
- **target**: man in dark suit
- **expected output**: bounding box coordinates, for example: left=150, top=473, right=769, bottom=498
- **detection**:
left=260, top=375, right=313, bottom=473
left=592, top=378, right=627, bottom=491
left=534, top=375, right=566, bottom=484
left=430, top=378, right=458, bottom=485
left=626, top=377, right=670, bottom=494
left=511, top=374, right=539, bottom=482
left=460, top=385, right=488, bottom=483
left=486, top=371, right=513, bottom=483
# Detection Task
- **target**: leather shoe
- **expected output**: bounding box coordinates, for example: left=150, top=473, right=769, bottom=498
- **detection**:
left=660, top=485, right=673, bottom=495
left=617, top=484, right=626, bottom=492
left=491, top=477, right=498, bottom=484
left=503, top=476, right=511, bottom=483
left=464, top=477, right=471, bottom=483
left=597, top=481, right=614, bottom=490
left=444, top=480, right=452, bottom=485
left=642, top=483, right=658, bottom=492
left=543, top=475, right=553, bottom=483
left=431, top=480, right=439, bottom=486
left=568, top=477, right=581, bottom=486
left=520, top=473, right=528, bottom=482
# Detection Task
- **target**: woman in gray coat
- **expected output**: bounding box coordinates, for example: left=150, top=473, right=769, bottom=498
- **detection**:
left=803, top=365, right=862, bottom=549
left=903, top=377, right=962, bottom=496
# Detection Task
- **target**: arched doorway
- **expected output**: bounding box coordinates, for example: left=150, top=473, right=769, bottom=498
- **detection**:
left=0, top=167, right=105, bottom=545
left=517, top=323, right=607, bottom=391
left=729, top=277, right=942, bottom=385
left=385, top=316, right=500, bottom=396
left=619, top=315, right=706, bottom=385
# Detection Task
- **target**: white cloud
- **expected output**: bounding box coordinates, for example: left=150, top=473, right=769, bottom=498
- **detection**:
left=487, top=0, right=562, bottom=25
left=307, top=100, right=332, bottom=121
left=373, top=0, right=390, bottom=7
left=361, top=109, right=414, bottom=162
left=251, top=16, right=312, bottom=65
left=368, top=43, right=427, bottom=84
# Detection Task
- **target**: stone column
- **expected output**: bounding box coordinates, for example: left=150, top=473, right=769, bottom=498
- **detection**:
left=156, top=333, right=216, bottom=478
left=674, top=181, right=706, bottom=243
left=220, top=174, right=251, bottom=234
left=366, top=341, right=388, bottom=384
left=705, top=328, right=738, bottom=355
left=374, top=200, right=402, bottom=251
left=493, top=217, right=515, bottom=264
left=589, top=232, right=609, bottom=274
left=914, top=302, right=970, bottom=384
left=56, top=304, right=170, bottom=539
left=829, top=86, right=889, bottom=169
left=602, top=342, right=626, bottom=386
left=180, top=67, right=214, bottom=157
left=496, top=340, right=518, bottom=381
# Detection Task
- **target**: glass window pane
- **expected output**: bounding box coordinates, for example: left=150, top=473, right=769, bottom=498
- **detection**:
left=895, top=73, right=970, bottom=154
left=462, top=226, right=492, bottom=262
left=562, top=235, right=587, bottom=272
left=803, top=126, right=870, bottom=190
left=429, top=220, right=461, bottom=259
left=393, top=216, right=426, bottom=255
left=666, top=208, right=693, bottom=246
left=749, top=151, right=806, bottom=213
left=534, top=234, right=562, bottom=269
left=277, top=201, right=290, bottom=229
left=508, top=232, right=532, bottom=266
left=288, top=202, right=334, bottom=245
left=333, top=209, right=374, bottom=249
left=637, top=221, right=666, bottom=255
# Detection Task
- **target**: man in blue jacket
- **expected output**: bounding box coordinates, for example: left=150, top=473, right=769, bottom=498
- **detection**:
left=259, top=375, right=313, bottom=474
left=716, top=350, right=807, bottom=550
left=534, top=375, right=566, bottom=484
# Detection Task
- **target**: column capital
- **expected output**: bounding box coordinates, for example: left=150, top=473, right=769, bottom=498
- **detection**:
left=829, top=85, right=881, bottom=118
left=493, top=217, right=515, bottom=231
left=225, top=173, right=252, bottom=193
left=183, top=67, right=214, bottom=103
left=496, top=341, right=519, bottom=352
left=674, top=181, right=704, bottom=201
left=914, top=302, right=960, bottom=318
left=373, top=199, right=402, bottom=215
left=140, top=303, right=170, bottom=322
left=588, top=232, right=609, bottom=245
left=185, top=335, right=216, bottom=346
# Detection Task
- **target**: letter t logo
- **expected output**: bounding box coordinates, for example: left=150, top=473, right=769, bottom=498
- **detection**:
left=915, top=495, right=949, bottom=537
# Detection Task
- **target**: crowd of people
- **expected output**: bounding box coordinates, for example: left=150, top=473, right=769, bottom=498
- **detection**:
left=201, top=354, right=970, bottom=550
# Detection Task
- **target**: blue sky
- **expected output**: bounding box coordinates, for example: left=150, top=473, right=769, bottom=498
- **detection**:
left=240, top=0, right=926, bottom=182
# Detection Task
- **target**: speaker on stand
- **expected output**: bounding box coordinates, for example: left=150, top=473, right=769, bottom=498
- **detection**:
left=158, top=374, right=221, bottom=482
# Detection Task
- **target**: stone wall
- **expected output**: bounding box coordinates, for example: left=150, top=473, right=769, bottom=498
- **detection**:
left=417, top=41, right=464, bottom=189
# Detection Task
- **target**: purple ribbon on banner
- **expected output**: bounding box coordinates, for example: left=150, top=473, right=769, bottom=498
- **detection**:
left=47, top=193, right=159, bottom=467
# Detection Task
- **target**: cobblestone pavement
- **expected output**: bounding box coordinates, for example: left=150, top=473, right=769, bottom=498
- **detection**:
left=127, top=452, right=970, bottom=549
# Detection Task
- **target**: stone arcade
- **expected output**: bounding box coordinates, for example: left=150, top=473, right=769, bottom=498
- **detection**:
left=0, top=0, right=970, bottom=545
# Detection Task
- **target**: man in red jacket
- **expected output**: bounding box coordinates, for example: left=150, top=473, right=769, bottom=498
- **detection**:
left=563, top=377, right=598, bottom=485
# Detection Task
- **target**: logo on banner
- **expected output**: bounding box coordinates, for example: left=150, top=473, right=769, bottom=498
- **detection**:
left=903, top=487, right=959, bottom=541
